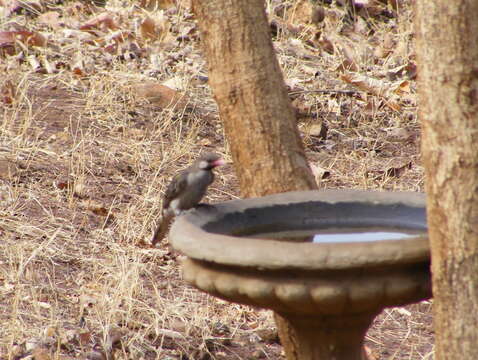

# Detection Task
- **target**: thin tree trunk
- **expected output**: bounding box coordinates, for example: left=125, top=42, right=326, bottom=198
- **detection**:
left=192, top=0, right=318, bottom=358
left=192, top=0, right=317, bottom=198
left=416, top=1, right=478, bottom=359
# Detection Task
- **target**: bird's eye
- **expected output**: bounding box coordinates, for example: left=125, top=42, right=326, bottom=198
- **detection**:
left=199, top=160, right=209, bottom=169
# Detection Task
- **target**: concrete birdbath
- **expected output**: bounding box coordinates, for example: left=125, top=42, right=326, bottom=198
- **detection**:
left=169, top=190, right=431, bottom=360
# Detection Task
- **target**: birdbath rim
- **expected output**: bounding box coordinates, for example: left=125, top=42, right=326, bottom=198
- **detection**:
left=170, top=189, right=429, bottom=271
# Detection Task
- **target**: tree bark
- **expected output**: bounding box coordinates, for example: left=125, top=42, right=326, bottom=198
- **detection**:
left=192, top=0, right=317, bottom=198
left=192, top=0, right=319, bottom=358
left=416, top=1, right=478, bottom=359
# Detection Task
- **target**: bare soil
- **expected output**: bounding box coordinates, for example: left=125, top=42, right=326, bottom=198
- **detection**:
left=1, top=0, right=433, bottom=359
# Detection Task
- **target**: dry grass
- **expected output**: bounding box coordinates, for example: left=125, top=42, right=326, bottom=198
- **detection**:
left=1, top=0, right=432, bottom=359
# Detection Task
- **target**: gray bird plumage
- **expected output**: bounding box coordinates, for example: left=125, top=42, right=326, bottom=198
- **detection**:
left=151, top=153, right=224, bottom=245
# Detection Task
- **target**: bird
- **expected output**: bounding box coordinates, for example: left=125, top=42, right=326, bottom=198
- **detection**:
left=151, top=152, right=225, bottom=246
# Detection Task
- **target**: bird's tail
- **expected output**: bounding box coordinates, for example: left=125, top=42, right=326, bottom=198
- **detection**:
left=151, top=213, right=174, bottom=246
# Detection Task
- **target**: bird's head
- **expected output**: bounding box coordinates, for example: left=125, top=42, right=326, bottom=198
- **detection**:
left=197, top=152, right=225, bottom=170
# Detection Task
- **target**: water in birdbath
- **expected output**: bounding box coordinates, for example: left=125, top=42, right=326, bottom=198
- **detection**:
left=247, top=227, right=424, bottom=243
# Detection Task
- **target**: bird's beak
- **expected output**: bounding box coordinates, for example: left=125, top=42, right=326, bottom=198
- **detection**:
left=212, top=158, right=226, bottom=167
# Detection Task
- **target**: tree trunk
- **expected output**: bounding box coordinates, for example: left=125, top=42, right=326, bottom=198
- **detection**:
left=416, top=1, right=478, bottom=359
left=192, top=0, right=319, bottom=358
left=192, top=0, right=317, bottom=198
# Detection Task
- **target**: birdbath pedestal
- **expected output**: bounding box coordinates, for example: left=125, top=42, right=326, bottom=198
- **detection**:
left=170, top=190, right=431, bottom=360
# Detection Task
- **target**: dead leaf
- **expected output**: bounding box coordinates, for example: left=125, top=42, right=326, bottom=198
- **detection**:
left=80, top=12, right=118, bottom=32
left=341, top=72, right=385, bottom=95
left=139, top=16, right=158, bottom=40
left=55, top=178, right=71, bottom=190
left=393, top=80, right=411, bottom=95
left=44, top=326, right=56, bottom=337
left=384, top=100, right=401, bottom=112
left=341, top=72, right=401, bottom=111
left=29, top=31, right=48, bottom=47
left=38, top=11, right=61, bottom=29
left=111, top=30, right=132, bottom=44
left=363, top=98, right=381, bottom=116
left=71, top=57, right=85, bottom=77
left=79, top=331, right=92, bottom=346
left=0, top=30, right=47, bottom=49
left=374, top=32, right=395, bottom=59
left=32, top=347, right=52, bottom=360
left=72, top=67, right=85, bottom=77
left=80, top=199, right=108, bottom=216
left=133, top=82, right=188, bottom=109
left=373, top=45, right=390, bottom=59
left=385, top=162, right=412, bottom=177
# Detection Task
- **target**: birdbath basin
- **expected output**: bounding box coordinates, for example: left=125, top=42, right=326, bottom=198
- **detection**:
left=170, top=190, right=431, bottom=360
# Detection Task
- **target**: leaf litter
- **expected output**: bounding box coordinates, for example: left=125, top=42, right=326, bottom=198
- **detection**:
left=0, top=0, right=431, bottom=358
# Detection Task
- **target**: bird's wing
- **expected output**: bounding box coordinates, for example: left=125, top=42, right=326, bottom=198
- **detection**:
left=162, top=172, right=188, bottom=210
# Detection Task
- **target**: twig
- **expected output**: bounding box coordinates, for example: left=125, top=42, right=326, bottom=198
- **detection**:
left=289, top=89, right=360, bottom=96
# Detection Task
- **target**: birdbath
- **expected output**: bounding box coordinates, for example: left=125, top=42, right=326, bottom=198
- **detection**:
left=169, top=190, right=431, bottom=360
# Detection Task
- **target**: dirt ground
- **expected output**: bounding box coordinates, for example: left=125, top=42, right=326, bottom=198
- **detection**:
left=1, top=0, right=433, bottom=359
